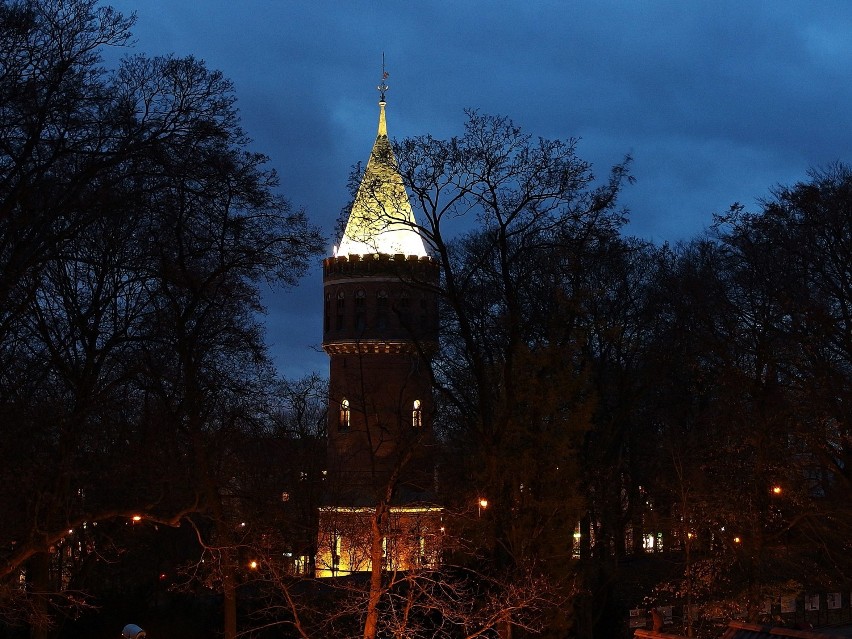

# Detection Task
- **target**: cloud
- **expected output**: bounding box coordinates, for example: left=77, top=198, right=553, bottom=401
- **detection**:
left=104, top=0, right=852, bottom=376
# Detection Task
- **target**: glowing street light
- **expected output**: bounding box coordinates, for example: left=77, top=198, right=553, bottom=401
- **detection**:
left=248, top=560, right=258, bottom=570
left=478, top=498, right=488, bottom=517
left=131, top=515, right=142, bottom=522
left=771, top=485, right=782, bottom=495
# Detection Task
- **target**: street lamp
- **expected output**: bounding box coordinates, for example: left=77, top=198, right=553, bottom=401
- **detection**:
left=478, top=498, right=488, bottom=517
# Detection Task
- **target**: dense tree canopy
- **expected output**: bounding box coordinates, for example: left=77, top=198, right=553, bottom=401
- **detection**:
left=618, top=166, right=852, bottom=636
left=2, top=3, right=851, bottom=639
left=0, top=0, right=323, bottom=633
left=389, top=111, right=635, bottom=637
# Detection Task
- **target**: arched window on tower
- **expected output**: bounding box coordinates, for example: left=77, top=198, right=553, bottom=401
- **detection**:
left=412, top=399, right=422, bottom=429
left=419, top=295, right=428, bottom=329
left=376, top=290, right=388, bottom=329
left=324, top=292, right=331, bottom=332
left=398, top=292, right=411, bottom=327
left=355, top=289, right=366, bottom=330
left=336, top=291, right=345, bottom=330
left=339, top=398, right=350, bottom=432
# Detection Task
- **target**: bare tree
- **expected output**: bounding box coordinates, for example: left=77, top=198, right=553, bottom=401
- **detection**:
left=0, top=2, right=323, bottom=636
left=331, top=110, right=632, bottom=638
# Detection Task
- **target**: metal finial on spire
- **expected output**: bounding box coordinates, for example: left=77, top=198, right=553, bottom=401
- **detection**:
left=377, top=53, right=389, bottom=102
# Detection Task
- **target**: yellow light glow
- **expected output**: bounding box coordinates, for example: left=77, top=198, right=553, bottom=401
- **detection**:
left=337, top=102, right=429, bottom=258
left=687, top=532, right=694, bottom=539
left=733, top=536, right=741, bottom=544
left=772, top=486, right=782, bottom=495
left=315, top=506, right=444, bottom=577
left=249, top=561, right=258, bottom=570
left=478, top=498, right=489, bottom=509
left=319, top=505, right=442, bottom=514
left=131, top=515, right=142, bottom=522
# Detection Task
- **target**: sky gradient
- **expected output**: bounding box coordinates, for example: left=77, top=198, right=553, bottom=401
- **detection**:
left=104, top=0, right=852, bottom=378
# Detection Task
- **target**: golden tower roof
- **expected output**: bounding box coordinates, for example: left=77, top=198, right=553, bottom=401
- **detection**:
left=335, top=99, right=429, bottom=258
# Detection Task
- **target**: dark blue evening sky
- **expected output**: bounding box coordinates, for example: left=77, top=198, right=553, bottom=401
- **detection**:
left=104, top=0, right=852, bottom=379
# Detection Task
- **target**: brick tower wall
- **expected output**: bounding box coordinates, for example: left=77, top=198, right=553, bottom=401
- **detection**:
left=322, top=253, right=439, bottom=503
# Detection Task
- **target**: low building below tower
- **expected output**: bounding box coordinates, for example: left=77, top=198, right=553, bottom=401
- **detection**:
left=316, top=505, right=443, bottom=577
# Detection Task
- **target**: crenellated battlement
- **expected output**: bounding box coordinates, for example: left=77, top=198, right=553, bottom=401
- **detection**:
left=323, top=253, right=439, bottom=279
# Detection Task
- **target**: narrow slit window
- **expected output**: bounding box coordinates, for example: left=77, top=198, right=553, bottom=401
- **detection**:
left=336, top=291, right=345, bottom=330
left=355, top=289, right=366, bottom=330
left=376, top=290, right=388, bottom=329
left=398, top=293, right=411, bottom=326
left=355, top=289, right=366, bottom=309
left=324, top=293, right=331, bottom=332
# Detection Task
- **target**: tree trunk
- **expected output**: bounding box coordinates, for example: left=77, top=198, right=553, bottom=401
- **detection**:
left=364, top=504, right=387, bottom=639
left=28, top=552, right=50, bottom=639
left=363, top=506, right=386, bottom=639
left=221, top=545, right=238, bottom=639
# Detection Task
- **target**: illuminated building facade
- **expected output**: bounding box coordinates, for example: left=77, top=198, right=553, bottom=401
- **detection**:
left=316, top=84, right=441, bottom=577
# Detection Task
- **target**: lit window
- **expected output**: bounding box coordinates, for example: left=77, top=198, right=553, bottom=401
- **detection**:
left=339, top=398, right=350, bottom=432
left=643, top=533, right=663, bottom=552
left=572, top=523, right=582, bottom=559
left=412, top=399, right=422, bottom=428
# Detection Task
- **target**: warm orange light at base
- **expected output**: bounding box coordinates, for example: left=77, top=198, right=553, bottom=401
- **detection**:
left=131, top=515, right=142, bottom=522
left=315, top=506, right=443, bottom=578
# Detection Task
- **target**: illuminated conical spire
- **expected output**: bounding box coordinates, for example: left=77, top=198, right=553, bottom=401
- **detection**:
left=336, top=68, right=428, bottom=258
